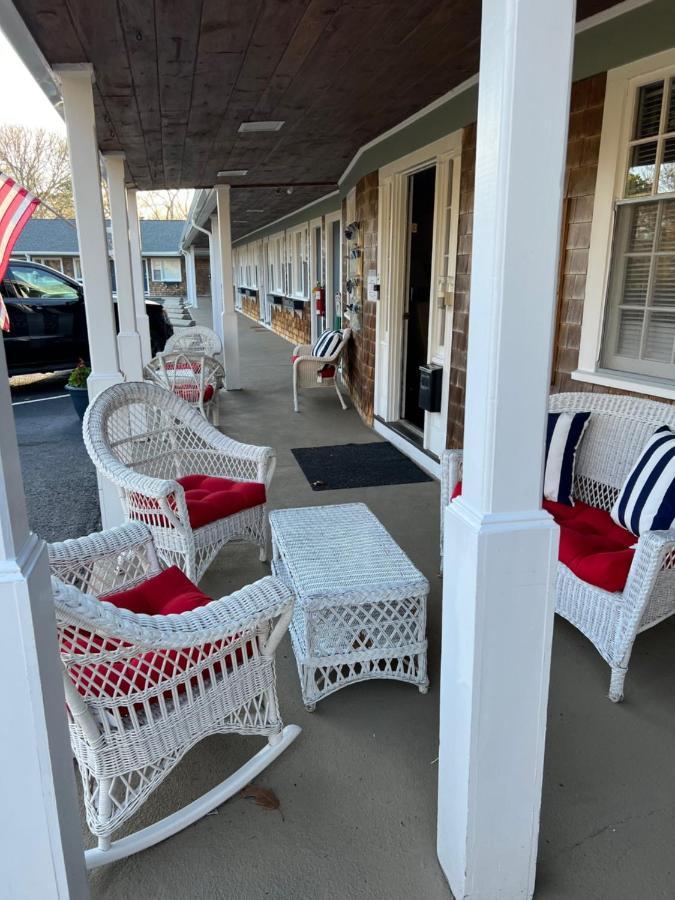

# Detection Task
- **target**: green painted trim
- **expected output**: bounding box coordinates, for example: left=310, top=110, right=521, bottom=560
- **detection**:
left=234, top=0, right=673, bottom=246
left=574, top=0, right=675, bottom=81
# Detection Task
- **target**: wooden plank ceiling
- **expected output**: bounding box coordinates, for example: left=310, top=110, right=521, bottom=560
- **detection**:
left=16, top=0, right=621, bottom=239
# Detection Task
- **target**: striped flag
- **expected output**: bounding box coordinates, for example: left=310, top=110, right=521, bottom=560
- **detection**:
left=0, top=173, right=41, bottom=331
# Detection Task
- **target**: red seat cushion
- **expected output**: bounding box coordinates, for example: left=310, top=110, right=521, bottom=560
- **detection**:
left=171, top=383, right=215, bottom=403
left=176, top=474, right=266, bottom=529
left=66, top=568, right=253, bottom=703
left=104, top=565, right=212, bottom=616
left=451, top=482, right=635, bottom=592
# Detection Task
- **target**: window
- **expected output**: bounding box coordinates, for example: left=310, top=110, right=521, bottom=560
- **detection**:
left=4, top=262, right=78, bottom=300
left=579, top=50, right=675, bottom=397
left=32, top=257, right=63, bottom=273
left=150, top=257, right=182, bottom=283
left=73, top=257, right=83, bottom=281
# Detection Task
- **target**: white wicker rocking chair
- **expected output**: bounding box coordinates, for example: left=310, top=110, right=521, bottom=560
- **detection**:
left=48, top=522, right=299, bottom=869
left=292, top=328, right=351, bottom=412
left=83, top=382, right=275, bottom=582
left=164, top=324, right=222, bottom=358
left=144, top=350, right=224, bottom=424
left=441, top=392, right=675, bottom=701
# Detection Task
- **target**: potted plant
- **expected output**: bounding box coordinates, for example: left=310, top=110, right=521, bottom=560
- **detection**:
left=65, top=359, right=91, bottom=420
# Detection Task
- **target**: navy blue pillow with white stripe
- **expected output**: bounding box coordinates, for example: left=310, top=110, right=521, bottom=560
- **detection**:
left=312, top=329, right=342, bottom=358
left=544, top=411, right=591, bottom=505
left=611, top=426, right=675, bottom=536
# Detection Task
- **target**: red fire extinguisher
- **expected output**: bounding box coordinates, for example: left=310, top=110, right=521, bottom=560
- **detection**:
left=314, top=283, right=325, bottom=316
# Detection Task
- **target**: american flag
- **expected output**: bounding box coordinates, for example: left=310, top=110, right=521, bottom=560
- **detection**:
left=0, top=174, right=40, bottom=332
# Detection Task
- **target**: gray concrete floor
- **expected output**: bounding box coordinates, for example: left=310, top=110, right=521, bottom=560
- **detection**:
left=83, top=307, right=674, bottom=899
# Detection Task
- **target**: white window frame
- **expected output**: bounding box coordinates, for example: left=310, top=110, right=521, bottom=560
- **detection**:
left=150, top=256, right=182, bottom=283
left=576, top=48, right=675, bottom=401
left=73, top=257, right=83, bottom=281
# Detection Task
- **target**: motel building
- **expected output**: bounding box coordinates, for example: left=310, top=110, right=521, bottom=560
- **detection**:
left=0, top=0, right=674, bottom=898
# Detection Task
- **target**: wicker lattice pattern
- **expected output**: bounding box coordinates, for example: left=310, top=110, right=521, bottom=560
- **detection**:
left=83, top=381, right=275, bottom=581
left=144, top=351, right=225, bottom=424
left=440, top=392, right=675, bottom=701
left=164, top=325, right=222, bottom=357
left=270, top=503, right=429, bottom=709
left=292, top=328, right=351, bottom=412
left=48, top=524, right=294, bottom=848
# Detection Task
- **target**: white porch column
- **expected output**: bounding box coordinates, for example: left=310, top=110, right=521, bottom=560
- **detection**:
left=0, top=344, right=89, bottom=898
left=437, top=0, right=575, bottom=897
left=184, top=246, right=198, bottom=308
left=215, top=185, right=241, bottom=389
left=126, top=188, right=153, bottom=363
left=105, top=154, right=144, bottom=381
left=209, top=212, right=224, bottom=348
left=57, top=65, right=124, bottom=528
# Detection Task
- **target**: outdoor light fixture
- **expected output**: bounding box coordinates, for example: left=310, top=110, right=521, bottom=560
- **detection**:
left=217, top=170, right=248, bottom=177
left=238, top=121, right=285, bottom=133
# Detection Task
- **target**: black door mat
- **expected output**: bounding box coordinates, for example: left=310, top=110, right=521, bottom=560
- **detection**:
left=291, top=441, right=432, bottom=491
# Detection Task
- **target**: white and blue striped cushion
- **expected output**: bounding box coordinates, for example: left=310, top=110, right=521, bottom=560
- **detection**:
left=611, top=426, right=675, bottom=536
left=544, top=411, right=591, bottom=505
left=312, top=329, right=342, bottom=358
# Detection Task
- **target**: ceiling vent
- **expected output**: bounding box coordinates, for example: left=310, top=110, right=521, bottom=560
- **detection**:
left=216, top=169, right=248, bottom=177
left=238, top=121, right=285, bottom=133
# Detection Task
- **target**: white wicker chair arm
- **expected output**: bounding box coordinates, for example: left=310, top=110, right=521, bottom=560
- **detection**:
left=440, top=449, right=463, bottom=509
left=48, top=523, right=153, bottom=568
left=619, top=528, right=675, bottom=633
left=293, top=343, right=313, bottom=356
left=53, top=575, right=294, bottom=650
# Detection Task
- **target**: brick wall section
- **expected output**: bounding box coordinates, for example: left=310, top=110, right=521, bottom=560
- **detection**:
left=241, top=294, right=260, bottom=321
left=195, top=257, right=211, bottom=296
left=446, top=123, right=476, bottom=449
left=343, top=171, right=379, bottom=424
left=551, top=73, right=606, bottom=394
left=271, top=303, right=311, bottom=346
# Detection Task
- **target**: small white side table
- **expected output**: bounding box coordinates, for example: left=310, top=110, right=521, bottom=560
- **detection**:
left=269, top=502, right=429, bottom=710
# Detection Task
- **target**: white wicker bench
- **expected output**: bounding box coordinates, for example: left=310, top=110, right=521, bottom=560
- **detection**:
left=270, top=502, right=429, bottom=710
left=441, top=392, right=675, bottom=702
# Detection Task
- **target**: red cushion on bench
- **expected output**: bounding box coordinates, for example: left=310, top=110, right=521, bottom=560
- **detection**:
left=451, top=482, right=635, bottom=592
left=176, top=475, right=266, bottom=529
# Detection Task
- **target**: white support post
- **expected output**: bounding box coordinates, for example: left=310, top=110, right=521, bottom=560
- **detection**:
left=184, top=246, right=198, bottom=308
left=127, top=188, right=153, bottom=363
left=0, top=343, right=89, bottom=899
left=215, top=185, right=241, bottom=390
left=437, top=1, right=575, bottom=897
left=57, top=64, right=124, bottom=528
left=209, top=212, right=224, bottom=348
left=105, top=154, right=144, bottom=381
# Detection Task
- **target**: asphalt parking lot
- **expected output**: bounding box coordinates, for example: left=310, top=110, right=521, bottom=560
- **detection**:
left=10, top=372, right=100, bottom=542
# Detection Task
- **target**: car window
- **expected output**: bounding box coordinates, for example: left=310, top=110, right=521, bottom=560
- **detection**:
left=4, top=263, right=79, bottom=300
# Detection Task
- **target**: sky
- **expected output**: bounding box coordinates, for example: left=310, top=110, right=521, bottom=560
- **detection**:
left=0, top=29, right=65, bottom=133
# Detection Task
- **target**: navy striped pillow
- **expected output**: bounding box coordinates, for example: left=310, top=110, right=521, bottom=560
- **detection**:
left=611, top=426, right=675, bottom=536
left=312, top=329, right=342, bottom=358
left=544, top=411, right=591, bottom=505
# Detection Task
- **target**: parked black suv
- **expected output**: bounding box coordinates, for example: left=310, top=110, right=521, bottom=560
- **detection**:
left=2, top=259, right=173, bottom=376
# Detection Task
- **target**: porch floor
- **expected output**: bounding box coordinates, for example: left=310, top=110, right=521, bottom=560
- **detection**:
left=83, top=308, right=674, bottom=899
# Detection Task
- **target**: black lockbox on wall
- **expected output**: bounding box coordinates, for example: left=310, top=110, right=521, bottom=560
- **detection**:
left=418, top=364, right=443, bottom=412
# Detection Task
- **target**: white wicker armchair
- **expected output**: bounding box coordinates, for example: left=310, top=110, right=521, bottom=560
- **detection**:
left=292, top=327, right=351, bottom=412
left=144, top=350, right=225, bottom=424
left=440, top=392, right=675, bottom=701
left=164, top=324, right=222, bottom=357
left=48, top=523, right=299, bottom=869
left=83, top=381, right=275, bottom=582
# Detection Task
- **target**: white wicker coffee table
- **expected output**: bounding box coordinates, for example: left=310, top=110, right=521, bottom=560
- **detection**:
left=269, top=502, right=429, bottom=710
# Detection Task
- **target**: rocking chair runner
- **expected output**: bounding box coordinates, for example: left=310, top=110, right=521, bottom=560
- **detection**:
left=83, top=381, right=275, bottom=582
left=48, top=523, right=300, bottom=869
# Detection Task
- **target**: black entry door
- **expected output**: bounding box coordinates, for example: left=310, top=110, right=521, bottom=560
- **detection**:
left=402, top=166, right=436, bottom=429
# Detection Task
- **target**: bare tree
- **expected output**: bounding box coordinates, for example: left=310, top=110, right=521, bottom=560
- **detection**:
left=137, top=189, right=193, bottom=221
left=0, top=124, right=74, bottom=218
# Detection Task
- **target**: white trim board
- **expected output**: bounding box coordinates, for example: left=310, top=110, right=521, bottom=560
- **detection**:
left=373, top=419, right=441, bottom=480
